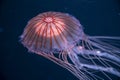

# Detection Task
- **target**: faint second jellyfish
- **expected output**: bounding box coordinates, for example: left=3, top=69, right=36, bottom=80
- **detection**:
left=20, top=11, right=120, bottom=80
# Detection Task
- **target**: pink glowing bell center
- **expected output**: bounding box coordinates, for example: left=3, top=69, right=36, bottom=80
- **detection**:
left=35, top=16, right=65, bottom=37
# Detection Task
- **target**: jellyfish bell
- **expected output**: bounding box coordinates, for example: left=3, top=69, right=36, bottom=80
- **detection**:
left=21, top=11, right=84, bottom=53
left=20, top=11, right=120, bottom=80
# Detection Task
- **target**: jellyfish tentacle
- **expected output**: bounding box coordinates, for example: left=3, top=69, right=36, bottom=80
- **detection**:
left=88, top=37, right=120, bottom=64
left=84, top=39, right=113, bottom=80
left=40, top=52, right=91, bottom=80
left=74, top=47, right=120, bottom=66
left=86, top=39, right=112, bottom=67
left=68, top=50, right=105, bottom=80
left=80, top=63, right=120, bottom=77
left=89, top=36, right=120, bottom=53
left=69, top=49, right=120, bottom=77
left=89, top=36, right=120, bottom=40
left=71, top=36, right=120, bottom=79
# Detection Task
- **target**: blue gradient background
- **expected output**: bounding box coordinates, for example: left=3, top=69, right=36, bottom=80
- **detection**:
left=0, top=0, right=120, bottom=80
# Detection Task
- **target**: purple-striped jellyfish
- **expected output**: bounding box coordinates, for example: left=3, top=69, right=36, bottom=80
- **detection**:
left=20, top=11, right=120, bottom=80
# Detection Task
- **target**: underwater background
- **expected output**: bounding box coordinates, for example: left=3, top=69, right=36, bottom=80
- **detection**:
left=0, top=0, right=120, bottom=80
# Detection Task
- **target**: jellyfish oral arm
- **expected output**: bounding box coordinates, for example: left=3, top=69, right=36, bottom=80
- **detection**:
left=69, top=46, right=120, bottom=77
left=73, top=46, right=120, bottom=64
left=80, top=63, right=120, bottom=77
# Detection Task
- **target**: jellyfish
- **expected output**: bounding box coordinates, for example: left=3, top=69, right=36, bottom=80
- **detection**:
left=20, top=11, right=120, bottom=80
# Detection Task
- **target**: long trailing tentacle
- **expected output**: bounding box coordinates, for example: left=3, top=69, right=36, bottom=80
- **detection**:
left=72, top=36, right=120, bottom=79
left=88, top=36, right=120, bottom=65
left=35, top=51, right=91, bottom=80
left=68, top=49, right=105, bottom=80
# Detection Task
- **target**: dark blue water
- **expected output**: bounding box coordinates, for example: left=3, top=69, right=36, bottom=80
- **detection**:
left=0, top=0, right=120, bottom=80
